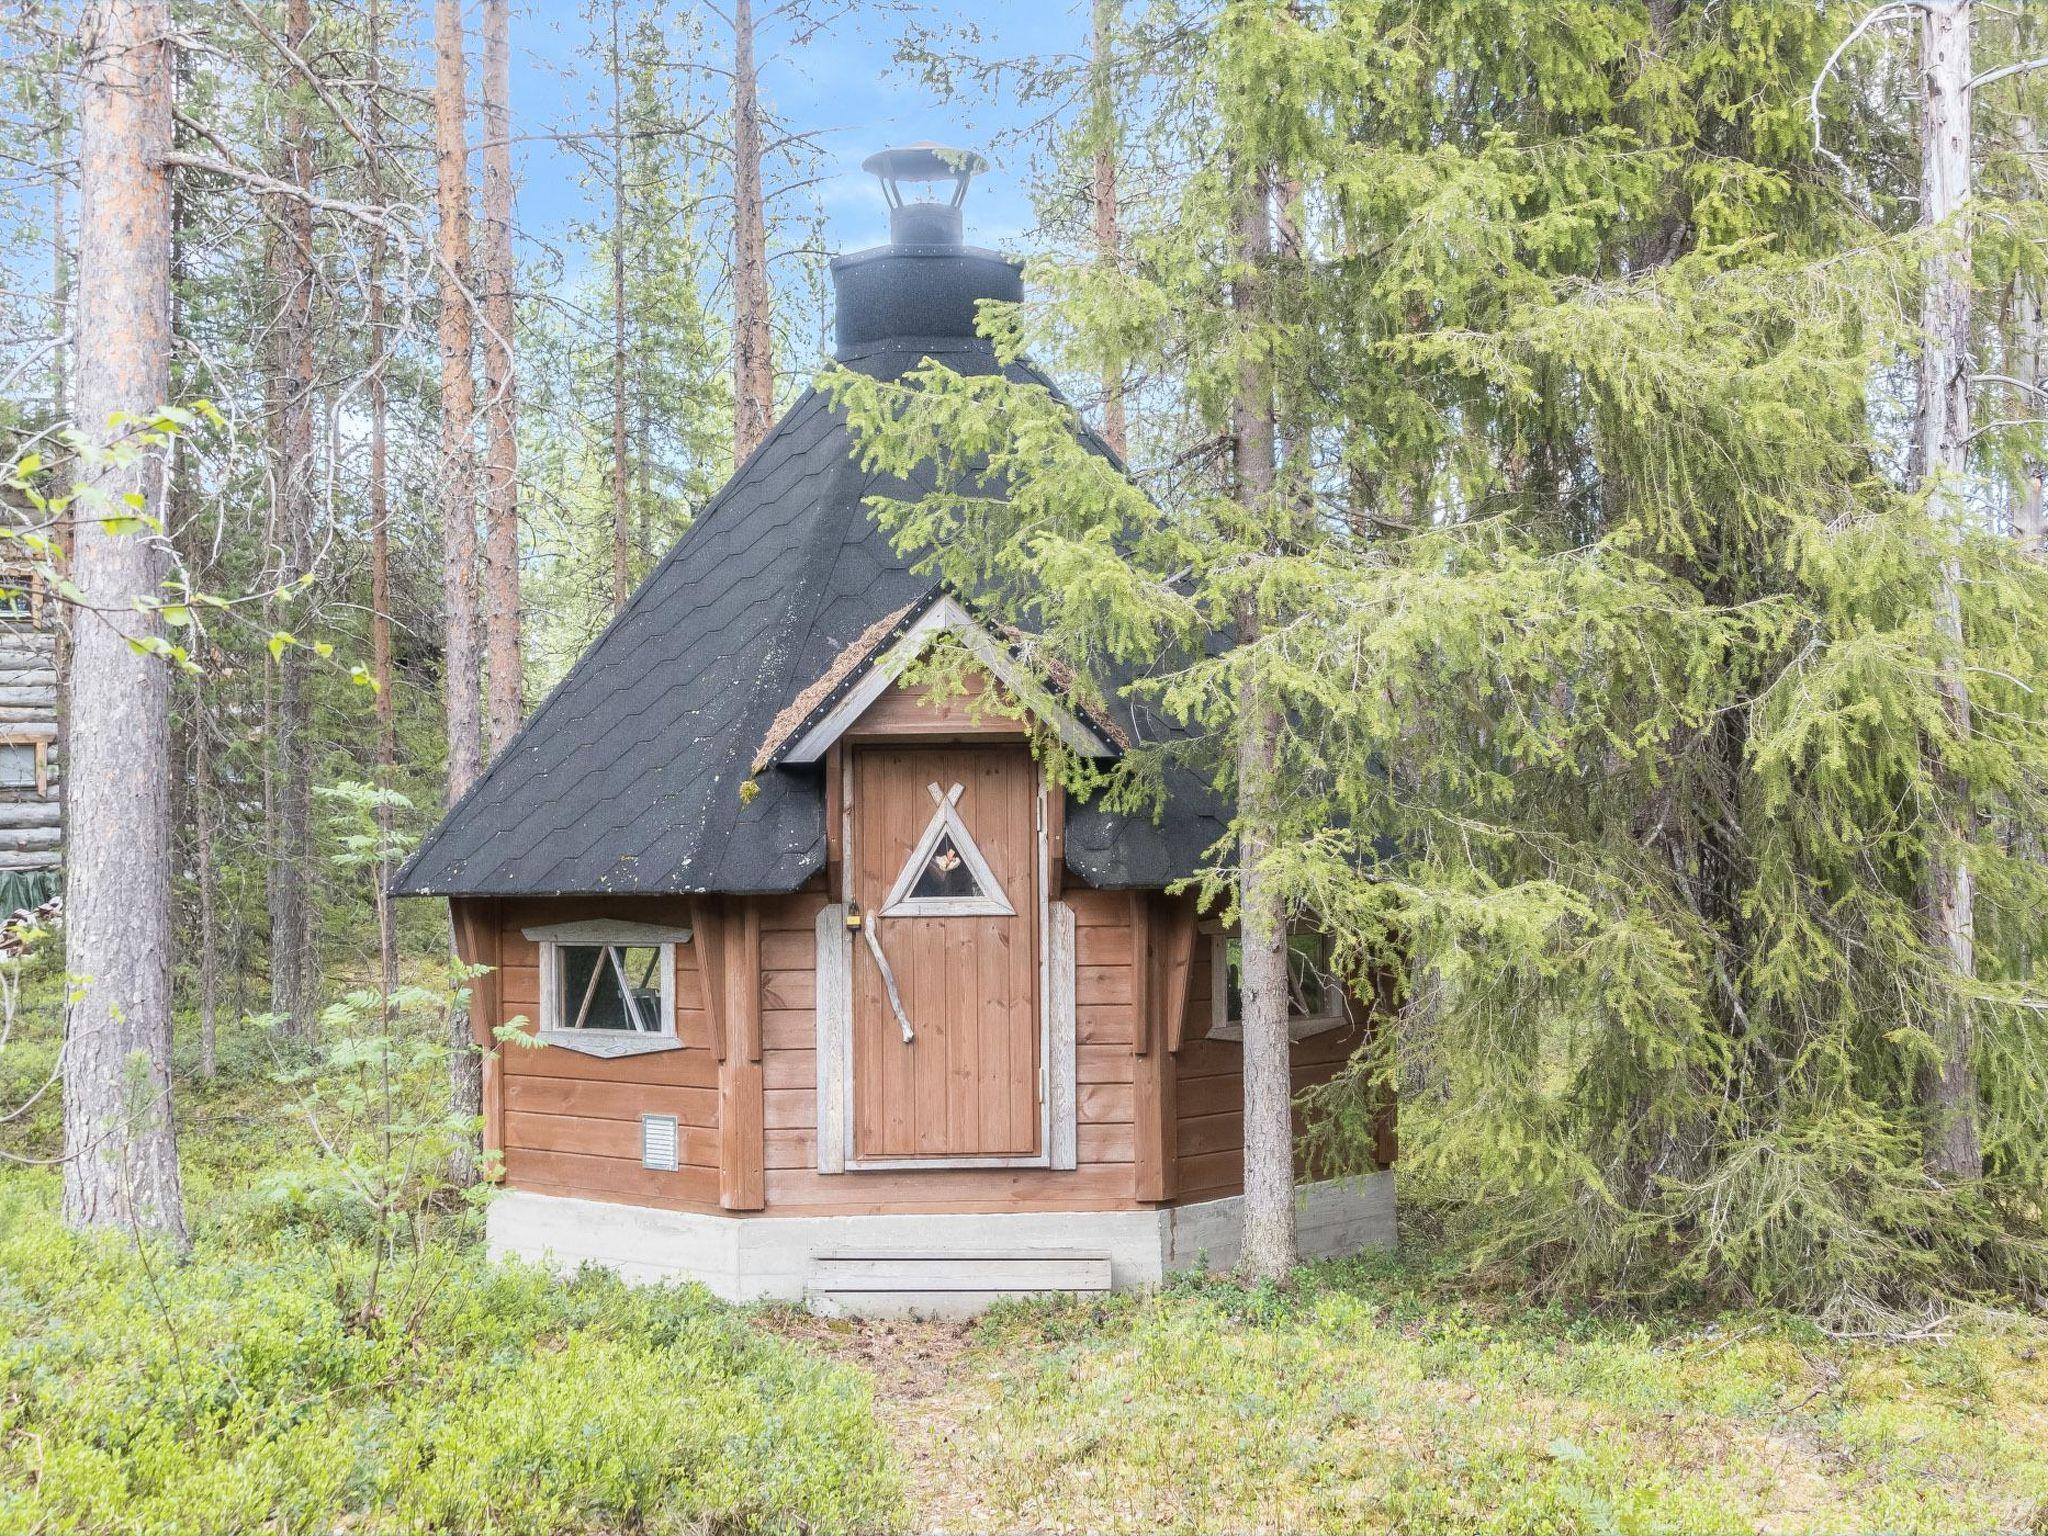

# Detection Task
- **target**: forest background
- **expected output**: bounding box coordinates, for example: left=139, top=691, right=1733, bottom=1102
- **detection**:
left=2, top=0, right=2048, bottom=1529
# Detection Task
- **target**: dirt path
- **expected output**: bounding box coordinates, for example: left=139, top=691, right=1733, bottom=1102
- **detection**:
left=763, top=1312, right=1002, bottom=1532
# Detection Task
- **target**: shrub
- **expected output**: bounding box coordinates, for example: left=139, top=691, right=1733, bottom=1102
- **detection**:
left=0, top=1181, right=900, bottom=1534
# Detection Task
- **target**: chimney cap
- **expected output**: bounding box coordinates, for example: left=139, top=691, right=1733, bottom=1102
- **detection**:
left=861, top=142, right=988, bottom=209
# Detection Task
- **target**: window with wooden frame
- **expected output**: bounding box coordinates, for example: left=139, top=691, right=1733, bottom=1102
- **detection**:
left=878, top=780, right=1014, bottom=918
left=0, top=738, right=47, bottom=796
left=1206, top=925, right=1354, bottom=1043
left=0, top=567, right=42, bottom=626
left=523, top=919, right=691, bottom=1058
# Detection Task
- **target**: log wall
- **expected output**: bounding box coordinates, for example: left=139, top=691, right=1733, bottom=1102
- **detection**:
left=488, top=896, right=721, bottom=1211
left=0, top=616, right=60, bottom=881
left=462, top=884, right=1391, bottom=1220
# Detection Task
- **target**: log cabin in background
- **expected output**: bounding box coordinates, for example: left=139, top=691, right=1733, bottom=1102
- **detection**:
left=395, top=146, right=1396, bottom=1315
left=0, top=565, right=61, bottom=917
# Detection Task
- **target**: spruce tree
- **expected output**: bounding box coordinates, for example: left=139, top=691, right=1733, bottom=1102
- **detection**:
left=833, top=0, right=2048, bottom=1309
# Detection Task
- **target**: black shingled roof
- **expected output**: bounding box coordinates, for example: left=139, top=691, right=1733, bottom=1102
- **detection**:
left=392, top=335, right=1229, bottom=899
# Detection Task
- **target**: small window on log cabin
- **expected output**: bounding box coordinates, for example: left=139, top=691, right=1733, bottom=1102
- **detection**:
left=0, top=744, right=36, bottom=792
left=550, top=943, right=671, bottom=1035
left=1209, top=928, right=1352, bottom=1043
left=0, top=569, right=37, bottom=624
left=879, top=780, right=1014, bottom=917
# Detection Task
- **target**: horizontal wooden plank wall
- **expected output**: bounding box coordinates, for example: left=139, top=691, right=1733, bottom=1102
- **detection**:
left=755, top=884, right=1140, bottom=1214
left=469, top=885, right=1392, bottom=1221
left=1171, top=932, right=1377, bottom=1205
left=841, top=673, right=1028, bottom=742
left=492, top=896, right=722, bottom=1211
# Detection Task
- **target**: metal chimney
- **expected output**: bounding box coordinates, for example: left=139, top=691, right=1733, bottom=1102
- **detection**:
left=830, top=142, right=1022, bottom=358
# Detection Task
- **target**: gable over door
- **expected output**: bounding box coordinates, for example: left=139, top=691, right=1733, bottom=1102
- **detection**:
left=850, top=744, right=1041, bottom=1160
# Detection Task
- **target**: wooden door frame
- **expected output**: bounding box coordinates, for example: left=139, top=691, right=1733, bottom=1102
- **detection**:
left=817, top=751, right=1077, bottom=1172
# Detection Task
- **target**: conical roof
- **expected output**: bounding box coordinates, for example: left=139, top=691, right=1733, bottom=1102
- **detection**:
left=393, top=331, right=1226, bottom=899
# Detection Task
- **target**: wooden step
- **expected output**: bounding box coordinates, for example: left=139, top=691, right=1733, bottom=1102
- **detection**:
left=806, top=1250, right=1113, bottom=1316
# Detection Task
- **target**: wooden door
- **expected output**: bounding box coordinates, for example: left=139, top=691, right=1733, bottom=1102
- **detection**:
left=850, top=744, right=1040, bottom=1160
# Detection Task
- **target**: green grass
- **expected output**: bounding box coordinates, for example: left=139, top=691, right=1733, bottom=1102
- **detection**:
left=5, top=980, right=2046, bottom=1533
left=0, top=991, right=902, bottom=1536
left=886, top=1261, right=2048, bottom=1534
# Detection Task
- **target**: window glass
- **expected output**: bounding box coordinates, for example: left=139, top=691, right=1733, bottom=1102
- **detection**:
left=556, top=942, right=665, bottom=1033
left=0, top=577, right=31, bottom=621
left=907, top=831, right=984, bottom=901
left=1221, top=931, right=1341, bottom=1025
left=0, top=744, right=34, bottom=790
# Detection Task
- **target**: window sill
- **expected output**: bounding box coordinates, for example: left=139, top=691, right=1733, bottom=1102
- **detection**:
left=1204, top=1013, right=1352, bottom=1046
left=535, top=1030, right=683, bottom=1060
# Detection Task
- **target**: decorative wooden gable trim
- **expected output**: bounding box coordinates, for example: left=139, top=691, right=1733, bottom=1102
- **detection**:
left=756, top=593, right=1119, bottom=770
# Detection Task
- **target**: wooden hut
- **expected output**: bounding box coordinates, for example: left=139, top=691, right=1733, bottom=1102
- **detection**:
left=395, top=146, right=1394, bottom=1314
left=0, top=564, right=61, bottom=914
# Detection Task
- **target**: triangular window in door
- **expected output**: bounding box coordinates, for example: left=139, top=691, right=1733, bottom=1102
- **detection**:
left=881, top=781, right=1015, bottom=917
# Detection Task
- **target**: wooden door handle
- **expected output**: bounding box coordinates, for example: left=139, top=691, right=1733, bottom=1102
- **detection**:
left=860, top=914, right=916, bottom=1043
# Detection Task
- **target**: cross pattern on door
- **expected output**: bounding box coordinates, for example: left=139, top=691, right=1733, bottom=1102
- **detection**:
left=879, top=781, right=1014, bottom=918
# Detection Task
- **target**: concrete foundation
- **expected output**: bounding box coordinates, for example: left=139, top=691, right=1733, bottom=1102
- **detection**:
left=486, top=1173, right=1396, bottom=1316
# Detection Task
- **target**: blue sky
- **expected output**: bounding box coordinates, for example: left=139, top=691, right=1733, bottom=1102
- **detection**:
left=508, top=0, right=1086, bottom=289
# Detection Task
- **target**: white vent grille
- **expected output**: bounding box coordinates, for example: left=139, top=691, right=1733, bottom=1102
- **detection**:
left=640, top=1113, right=680, bottom=1171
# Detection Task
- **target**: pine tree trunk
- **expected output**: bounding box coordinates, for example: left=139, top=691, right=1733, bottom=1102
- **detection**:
left=368, top=0, right=398, bottom=1002
left=730, top=0, right=774, bottom=462
left=2020, top=277, right=2046, bottom=551
left=267, top=0, right=318, bottom=1043
left=62, top=0, right=187, bottom=1245
left=166, top=108, right=214, bottom=1083
left=479, top=0, right=522, bottom=755
left=1913, top=0, right=1982, bottom=1185
left=608, top=0, right=631, bottom=612
left=195, top=702, right=218, bottom=1079
left=435, top=0, right=483, bottom=803
left=1232, top=165, right=1296, bottom=1283
left=1091, top=0, right=1126, bottom=459
left=435, top=0, right=484, bottom=1185
left=45, top=14, right=68, bottom=425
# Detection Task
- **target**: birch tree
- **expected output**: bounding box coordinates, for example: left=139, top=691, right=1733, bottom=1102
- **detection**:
left=62, top=0, right=187, bottom=1243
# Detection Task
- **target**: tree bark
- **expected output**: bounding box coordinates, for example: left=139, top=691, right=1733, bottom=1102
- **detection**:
left=434, top=0, right=483, bottom=802
left=479, top=0, right=522, bottom=754
left=167, top=83, right=214, bottom=1082
left=2019, top=275, right=2046, bottom=551
left=62, top=0, right=188, bottom=1245
left=729, top=0, right=774, bottom=463
left=1231, top=164, right=1297, bottom=1282
left=1912, top=0, right=1982, bottom=1184
left=46, top=11, right=69, bottom=426
left=266, top=0, right=318, bottom=1043
left=435, top=0, right=484, bottom=1184
left=194, top=701, right=218, bottom=1079
left=368, top=0, right=398, bottom=1002
left=609, top=0, right=631, bottom=612
left=1091, top=0, right=1126, bottom=459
